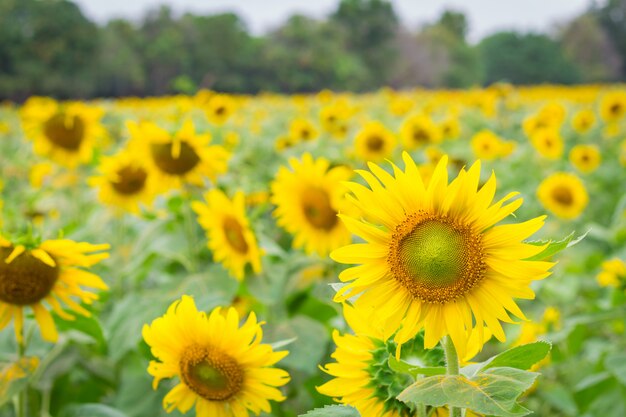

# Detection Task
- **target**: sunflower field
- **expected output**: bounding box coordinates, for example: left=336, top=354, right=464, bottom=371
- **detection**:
left=1, top=85, right=626, bottom=417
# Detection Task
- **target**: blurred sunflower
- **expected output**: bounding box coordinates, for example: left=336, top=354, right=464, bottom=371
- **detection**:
left=192, top=190, right=262, bottom=281
left=271, top=153, right=352, bottom=256
left=288, top=118, right=318, bottom=143
left=204, top=94, right=237, bottom=125
left=331, top=154, right=553, bottom=357
left=20, top=97, right=105, bottom=168
left=569, top=144, right=601, bottom=174
left=128, top=120, right=229, bottom=190
left=600, top=91, right=626, bottom=123
left=143, top=296, right=289, bottom=417
left=471, top=130, right=514, bottom=160
left=89, top=151, right=156, bottom=214
left=400, top=114, right=442, bottom=149
left=596, top=258, right=625, bottom=288
left=571, top=109, right=595, bottom=133
left=0, top=236, right=109, bottom=343
left=320, top=103, right=350, bottom=139
left=354, top=121, right=396, bottom=162
left=440, top=117, right=461, bottom=140
left=537, top=172, right=588, bottom=220
left=530, top=128, right=564, bottom=160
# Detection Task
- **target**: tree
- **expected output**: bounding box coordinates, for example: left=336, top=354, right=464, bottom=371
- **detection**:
left=595, top=0, right=626, bottom=80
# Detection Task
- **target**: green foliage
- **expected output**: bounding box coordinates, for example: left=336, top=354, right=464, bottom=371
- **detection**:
left=298, top=405, right=360, bottom=417
left=478, top=341, right=552, bottom=372
left=525, top=231, right=589, bottom=261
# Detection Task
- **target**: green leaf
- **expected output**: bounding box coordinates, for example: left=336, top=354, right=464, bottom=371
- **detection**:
left=525, top=230, right=588, bottom=261
left=398, top=367, right=538, bottom=417
left=59, top=403, right=129, bottom=417
left=388, top=356, right=446, bottom=377
left=479, top=341, right=552, bottom=372
left=605, top=353, right=626, bottom=385
left=299, top=405, right=360, bottom=417
left=55, top=314, right=107, bottom=353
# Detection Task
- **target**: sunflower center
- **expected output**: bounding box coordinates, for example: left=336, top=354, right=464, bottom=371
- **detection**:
left=215, top=106, right=226, bottom=116
left=110, top=166, right=148, bottom=195
left=179, top=345, right=244, bottom=402
left=412, top=128, right=429, bottom=144
left=0, top=248, right=59, bottom=305
left=301, top=187, right=338, bottom=230
left=610, top=103, right=622, bottom=115
left=223, top=217, right=249, bottom=254
left=301, top=129, right=311, bottom=140
left=551, top=186, right=573, bottom=206
left=43, top=113, right=85, bottom=151
left=150, top=141, right=200, bottom=175
left=388, top=213, right=486, bottom=303
left=366, top=135, right=384, bottom=151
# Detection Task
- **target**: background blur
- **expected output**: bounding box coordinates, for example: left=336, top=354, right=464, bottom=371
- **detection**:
left=1, top=0, right=625, bottom=100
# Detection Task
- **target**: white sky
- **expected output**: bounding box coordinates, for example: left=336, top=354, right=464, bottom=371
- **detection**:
left=74, top=0, right=592, bottom=42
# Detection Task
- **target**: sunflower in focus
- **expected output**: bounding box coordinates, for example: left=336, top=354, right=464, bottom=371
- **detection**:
left=89, top=151, right=157, bottom=214
left=331, top=154, right=553, bottom=357
left=569, top=144, right=601, bottom=174
left=271, top=154, right=352, bottom=256
left=204, top=94, right=237, bottom=125
left=192, top=190, right=262, bottom=281
left=537, top=172, right=588, bottom=220
left=288, top=118, right=318, bottom=143
left=20, top=97, right=106, bottom=168
left=0, top=236, right=109, bottom=343
left=530, top=128, right=564, bottom=160
left=400, top=114, right=442, bottom=149
left=571, top=109, right=595, bottom=133
left=128, top=120, right=229, bottom=190
left=354, top=121, right=396, bottom=162
left=143, top=296, right=289, bottom=417
left=600, top=91, right=626, bottom=123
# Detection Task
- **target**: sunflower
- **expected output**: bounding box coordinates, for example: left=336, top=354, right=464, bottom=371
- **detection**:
left=470, top=130, right=514, bottom=160
left=537, top=172, right=588, bottom=220
left=128, top=120, right=230, bottom=190
left=288, top=118, right=318, bottom=143
left=596, top=258, right=626, bottom=288
left=270, top=153, right=352, bottom=256
left=530, top=128, right=564, bottom=160
left=204, top=94, right=237, bottom=125
left=0, top=236, right=109, bottom=343
left=330, top=154, right=553, bottom=357
left=320, top=102, right=351, bottom=139
left=440, top=118, right=460, bottom=140
left=318, top=304, right=488, bottom=417
left=192, top=190, right=262, bottom=281
left=354, top=121, right=396, bottom=162
left=89, top=151, right=157, bottom=214
left=20, top=97, right=105, bottom=168
left=400, top=114, right=442, bottom=150
left=600, top=91, right=626, bottom=123
left=142, top=296, right=289, bottom=417
left=571, top=109, right=595, bottom=133
left=569, top=144, right=601, bottom=174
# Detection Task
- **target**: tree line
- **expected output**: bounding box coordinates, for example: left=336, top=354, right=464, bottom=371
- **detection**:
left=0, top=0, right=625, bottom=100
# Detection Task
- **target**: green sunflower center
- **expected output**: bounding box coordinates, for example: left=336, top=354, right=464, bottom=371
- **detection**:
left=388, top=214, right=486, bottom=303
left=150, top=141, right=200, bottom=175
left=0, top=248, right=59, bottom=305
left=110, top=166, right=148, bottom=195
left=366, top=135, right=384, bottom=151
left=301, top=187, right=338, bottom=231
left=223, top=217, right=249, bottom=254
left=180, top=345, right=244, bottom=402
left=551, top=185, right=574, bottom=206
left=43, top=113, right=85, bottom=151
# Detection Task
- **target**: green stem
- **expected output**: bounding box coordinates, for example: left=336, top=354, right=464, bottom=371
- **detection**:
left=182, top=187, right=198, bottom=273
left=443, top=336, right=461, bottom=417
left=16, top=328, right=26, bottom=417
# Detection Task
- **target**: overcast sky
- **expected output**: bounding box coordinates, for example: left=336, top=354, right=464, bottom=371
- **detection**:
left=74, top=0, right=592, bottom=42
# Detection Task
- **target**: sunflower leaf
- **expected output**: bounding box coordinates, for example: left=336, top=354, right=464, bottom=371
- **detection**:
left=524, top=230, right=589, bottom=261
left=477, top=341, right=552, bottom=372
left=397, top=367, right=538, bottom=417
left=298, top=405, right=360, bottom=416
left=388, top=355, right=447, bottom=377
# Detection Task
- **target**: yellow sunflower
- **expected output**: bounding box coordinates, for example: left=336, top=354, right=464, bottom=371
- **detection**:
left=142, top=296, right=290, bottom=417
left=270, top=153, right=352, bottom=256
left=128, top=119, right=230, bottom=190
left=330, top=154, right=553, bottom=357
left=320, top=103, right=351, bottom=139
left=596, top=258, right=626, bottom=288
left=204, top=94, right=237, bottom=125
left=530, top=128, right=564, bottom=160
left=0, top=236, right=109, bottom=343
left=569, top=145, right=601, bottom=174
left=288, top=118, right=318, bottom=143
left=192, top=190, right=262, bottom=281
left=571, top=109, right=596, bottom=133
left=354, top=121, right=396, bottom=162
left=537, top=172, right=588, bottom=220
left=470, top=130, right=514, bottom=160
left=89, top=151, right=157, bottom=214
left=440, top=118, right=461, bottom=140
left=400, top=114, right=442, bottom=150
left=600, top=91, right=626, bottom=123
left=20, top=97, right=106, bottom=168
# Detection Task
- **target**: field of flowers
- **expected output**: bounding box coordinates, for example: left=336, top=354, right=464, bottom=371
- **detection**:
left=0, top=85, right=625, bottom=417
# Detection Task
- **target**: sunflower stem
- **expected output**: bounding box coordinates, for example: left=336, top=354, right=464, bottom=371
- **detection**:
left=16, top=328, right=27, bottom=417
left=182, top=187, right=198, bottom=272
left=443, top=336, right=462, bottom=417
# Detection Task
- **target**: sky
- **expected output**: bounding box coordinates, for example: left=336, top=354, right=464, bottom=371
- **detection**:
left=73, top=0, right=592, bottom=42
